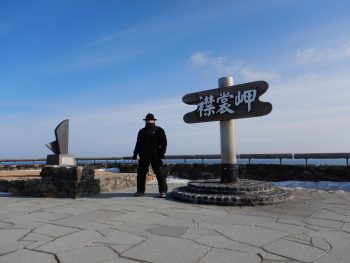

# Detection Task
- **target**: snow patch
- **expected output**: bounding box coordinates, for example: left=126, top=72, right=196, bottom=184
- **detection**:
left=147, top=176, right=190, bottom=185
left=273, top=181, right=350, bottom=192
left=97, top=167, right=120, bottom=173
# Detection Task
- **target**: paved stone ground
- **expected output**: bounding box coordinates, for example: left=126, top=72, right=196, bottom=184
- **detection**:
left=0, top=183, right=350, bottom=263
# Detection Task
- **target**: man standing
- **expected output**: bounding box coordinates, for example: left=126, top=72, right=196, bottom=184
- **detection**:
left=132, top=113, right=168, bottom=197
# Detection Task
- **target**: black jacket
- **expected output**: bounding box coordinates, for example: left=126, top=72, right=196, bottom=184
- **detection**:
left=133, top=123, right=167, bottom=159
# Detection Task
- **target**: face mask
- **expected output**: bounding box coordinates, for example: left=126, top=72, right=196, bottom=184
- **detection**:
left=145, top=122, right=155, bottom=128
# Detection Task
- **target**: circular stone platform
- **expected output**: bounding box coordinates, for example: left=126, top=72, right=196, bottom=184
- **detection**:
left=172, top=179, right=293, bottom=206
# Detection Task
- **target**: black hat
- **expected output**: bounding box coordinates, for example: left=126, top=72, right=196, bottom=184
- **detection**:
left=143, top=113, right=157, bottom=121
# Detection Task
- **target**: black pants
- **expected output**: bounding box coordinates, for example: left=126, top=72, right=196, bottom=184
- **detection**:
left=137, top=158, right=167, bottom=193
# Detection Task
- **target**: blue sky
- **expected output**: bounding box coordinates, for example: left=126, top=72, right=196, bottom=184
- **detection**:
left=1, top=0, right=350, bottom=158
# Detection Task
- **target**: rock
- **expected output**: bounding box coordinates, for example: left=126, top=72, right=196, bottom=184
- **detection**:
left=35, top=183, right=48, bottom=192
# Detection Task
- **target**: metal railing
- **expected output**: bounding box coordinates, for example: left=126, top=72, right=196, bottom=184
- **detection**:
left=0, top=158, right=46, bottom=164
left=239, top=154, right=293, bottom=165
left=1, top=153, right=349, bottom=167
left=294, top=153, right=350, bottom=167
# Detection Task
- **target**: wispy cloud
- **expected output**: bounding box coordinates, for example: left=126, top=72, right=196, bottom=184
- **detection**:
left=189, top=51, right=210, bottom=67
left=188, top=51, right=279, bottom=82
left=188, top=51, right=243, bottom=74
left=86, top=1, right=250, bottom=49
left=295, top=42, right=350, bottom=64
left=86, top=26, right=139, bottom=48
left=240, top=67, right=279, bottom=82
left=59, top=14, right=197, bottom=71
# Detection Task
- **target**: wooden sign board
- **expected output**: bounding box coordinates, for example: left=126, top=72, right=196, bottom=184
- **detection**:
left=183, top=81, right=272, bottom=124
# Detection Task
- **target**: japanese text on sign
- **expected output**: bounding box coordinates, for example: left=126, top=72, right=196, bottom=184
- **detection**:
left=197, top=89, right=257, bottom=117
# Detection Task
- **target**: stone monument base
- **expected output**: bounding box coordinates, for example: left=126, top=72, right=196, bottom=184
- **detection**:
left=37, top=165, right=99, bottom=198
left=46, top=154, right=76, bottom=166
left=172, top=179, right=293, bottom=206
left=221, top=163, right=239, bottom=183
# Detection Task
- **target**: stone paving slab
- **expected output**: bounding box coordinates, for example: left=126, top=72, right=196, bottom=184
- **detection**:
left=263, top=238, right=328, bottom=262
left=221, top=225, right=288, bottom=246
left=34, top=224, right=80, bottom=238
left=203, top=213, right=272, bottom=226
left=57, top=246, right=119, bottom=263
left=194, top=235, right=238, bottom=248
left=228, top=242, right=289, bottom=261
left=121, top=236, right=210, bottom=263
left=0, top=229, right=31, bottom=247
left=0, top=249, right=57, bottom=263
left=0, top=183, right=349, bottom=262
left=52, top=210, right=125, bottom=228
left=198, top=248, right=260, bottom=263
left=110, top=222, right=153, bottom=235
left=35, top=230, right=103, bottom=253
left=147, top=225, right=186, bottom=238
left=21, top=233, right=54, bottom=242
left=96, top=229, right=145, bottom=245
left=0, top=241, right=32, bottom=256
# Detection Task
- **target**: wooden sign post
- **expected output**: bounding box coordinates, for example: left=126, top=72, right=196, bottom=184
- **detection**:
left=183, top=77, right=272, bottom=183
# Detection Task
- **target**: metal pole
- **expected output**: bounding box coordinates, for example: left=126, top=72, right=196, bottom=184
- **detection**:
left=219, top=77, right=239, bottom=183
